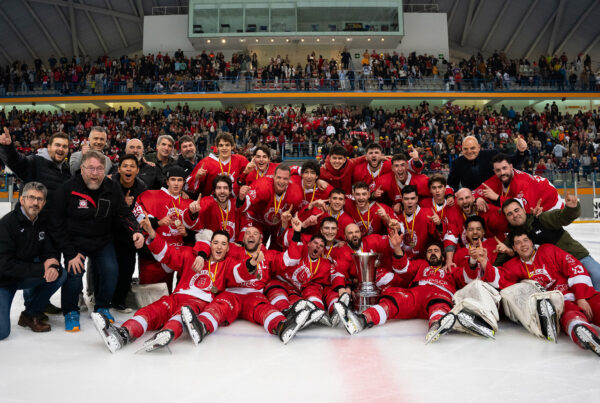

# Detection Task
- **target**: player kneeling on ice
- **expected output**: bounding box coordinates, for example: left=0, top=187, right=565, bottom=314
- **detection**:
left=92, top=217, right=242, bottom=353
left=482, top=230, right=600, bottom=357
left=336, top=232, right=492, bottom=343
left=180, top=226, right=311, bottom=345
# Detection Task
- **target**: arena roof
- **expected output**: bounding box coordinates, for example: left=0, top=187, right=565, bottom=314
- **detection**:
left=0, top=1, right=598, bottom=68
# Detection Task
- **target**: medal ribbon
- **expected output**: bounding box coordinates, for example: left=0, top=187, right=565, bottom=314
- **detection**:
left=218, top=201, right=230, bottom=231
left=309, top=257, right=321, bottom=278
left=356, top=206, right=370, bottom=232
left=274, top=191, right=286, bottom=215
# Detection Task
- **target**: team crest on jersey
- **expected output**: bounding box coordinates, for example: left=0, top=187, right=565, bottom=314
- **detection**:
left=190, top=271, right=211, bottom=290
left=291, top=265, right=311, bottom=289
left=78, top=199, right=88, bottom=209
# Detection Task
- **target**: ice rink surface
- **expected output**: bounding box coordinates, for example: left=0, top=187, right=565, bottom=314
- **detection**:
left=1, top=200, right=600, bottom=403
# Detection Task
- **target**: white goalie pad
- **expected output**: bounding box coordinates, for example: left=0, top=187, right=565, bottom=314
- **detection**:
left=195, top=229, right=214, bottom=243
left=451, top=280, right=501, bottom=334
left=500, top=280, right=564, bottom=339
left=129, top=283, right=169, bottom=309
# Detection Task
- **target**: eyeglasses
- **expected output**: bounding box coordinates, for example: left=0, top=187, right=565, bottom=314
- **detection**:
left=24, top=195, right=45, bottom=203
left=82, top=166, right=105, bottom=173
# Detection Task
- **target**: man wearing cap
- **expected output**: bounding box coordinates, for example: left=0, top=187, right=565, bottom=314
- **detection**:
left=132, top=165, right=193, bottom=287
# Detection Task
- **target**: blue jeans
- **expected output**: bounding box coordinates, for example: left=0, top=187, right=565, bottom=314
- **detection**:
left=0, top=269, right=66, bottom=340
left=580, top=255, right=600, bottom=291
left=61, top=243, right=119, bottom=313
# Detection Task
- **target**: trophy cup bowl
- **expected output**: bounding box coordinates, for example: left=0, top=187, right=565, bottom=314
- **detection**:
left=352, top=251, right=381, bottom=313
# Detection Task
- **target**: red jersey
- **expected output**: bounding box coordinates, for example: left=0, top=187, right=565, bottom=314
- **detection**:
left=474, top=169, right=563, bottom=213
left=398, top=206, right=445, bottom=259
left=453, top=238, right=499, bottom=287
left=352, top=160, right=392, bottom=190
left=290, top=175, right=334, bottom=210
left=483, top=244, right=595, bottom=302
left=239, top=162, right=279, bottom=186
left=240, top=177, right=304, bottom=226
left=455, top=205, right=509, bottom=245
left=182, top=196, right=238, bottom=240
left=147, top=234, right=239, bottom=302
left=277, top=238, right=332, bottom=291
left=344, top=200, right=397, bottom=236
left=320, top=155, right=366, bottom=195
left=389, top=253, right=462, bottom=297
left=374, top=171, right=431, bottom=207
left=224, top=243, right=278, bottom=294
left=133, top=188, right=193, bottom=246
left=420, top=198, right=462, bottom=251
left=186, top=153, right=249, bottom=196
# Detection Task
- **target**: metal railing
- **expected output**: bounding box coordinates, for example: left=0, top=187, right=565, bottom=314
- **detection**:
left=1, top=76, right=598, bottom=97
left=151, top=6, right=189, bottom=15
left=403, top=4, right=440, bottom=12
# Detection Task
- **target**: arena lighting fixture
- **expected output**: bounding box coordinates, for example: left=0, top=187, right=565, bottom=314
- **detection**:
left=207, top=39, right=211, bottom=43
left=368, top=38, right=371, bottom=41
left=270, top=38, right=274, bottom=42
left=221, top=39, right=226, bottom=43
left=332, top=38, right=335, bottom=42
left=286, top=38, right=289, bottom=42
left=381, top=38, right=385, bottom=41
left=255, top=39, right=259, bottom=42
left=346, top=38, right=351, bottom=41
left=301, top=38, right=304, bottom=42
left=316, top=38, right=320, bottom=42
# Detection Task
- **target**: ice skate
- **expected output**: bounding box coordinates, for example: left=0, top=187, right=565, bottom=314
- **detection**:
left=277, top=308, right=310, bottom=345
left=456, top=311, right=495, bottom=339
left=318, top=312, right=333, bottom=327
left=537, top=299, right=558, bottom=343
left=181, top=305, right=208, bottom=346
left=141, top=329, right=175, bottom=352
left=301, top=308, right=326, bottom=329
left=425, top=312, right=456, bottom=344
left=286, top=299, right=315, bottom=317
left=333, top=301, right=367, bottom=335
left=330, top=293, right=351, bottom=328
left=91, top=312, right=130, bottom=353
left=573, top=324, right=600, bottom=357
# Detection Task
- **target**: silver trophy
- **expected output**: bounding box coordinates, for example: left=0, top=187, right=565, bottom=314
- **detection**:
left=352, top=251, right=381, bottom=313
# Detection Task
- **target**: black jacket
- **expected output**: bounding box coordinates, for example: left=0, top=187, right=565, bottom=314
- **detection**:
left=0, top=144, right=71, bottom=203
left=0, top=203, right=58, bottom=287
left=138, top=160, right=165, bottom=190
left=447, top=149, right=528, bottom=191
left=49, top=174, right=141, bottom=261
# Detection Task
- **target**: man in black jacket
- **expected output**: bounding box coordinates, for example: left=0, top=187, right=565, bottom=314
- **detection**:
left=447, top=135, right=528, bottom=191
left=50, top=150, right=145, bottom=332
left=0, top=128, right=70, bottom=206
left=0, top=182, right=66, bottom=340
left=124, top=138, right=164, bottom=190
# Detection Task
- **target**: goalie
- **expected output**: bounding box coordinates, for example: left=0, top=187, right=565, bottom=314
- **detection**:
left=482, top=230, right=600, bottom=357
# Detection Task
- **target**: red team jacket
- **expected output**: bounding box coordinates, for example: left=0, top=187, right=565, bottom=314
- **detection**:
left=182, top=196, right=238, bottom=240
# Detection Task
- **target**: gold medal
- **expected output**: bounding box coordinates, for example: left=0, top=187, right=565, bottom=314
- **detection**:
left=174, top=219, right=182, bottom=227
left=211, top=285, right=219, bottom=294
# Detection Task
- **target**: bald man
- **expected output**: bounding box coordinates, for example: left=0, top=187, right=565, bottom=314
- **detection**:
left=447, top=136, right=527, bottom=191
left=124, top=139, right=165, bottom=190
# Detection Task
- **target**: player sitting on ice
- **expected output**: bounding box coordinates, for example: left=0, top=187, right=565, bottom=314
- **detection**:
left=335, top=233, right=490, bottom=343
left=264, top=214, right=333, bottom=328
left=180, top=226, right=311, bottom=345
left=91, top=217, right=244, bottom=353
left=482, top=230, right=600, bottom=357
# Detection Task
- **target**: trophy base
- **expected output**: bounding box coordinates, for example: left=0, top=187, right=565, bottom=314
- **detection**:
left=354, top=293, right=380, bottom=313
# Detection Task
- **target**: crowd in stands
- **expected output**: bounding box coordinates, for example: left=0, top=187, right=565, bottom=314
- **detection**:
left=1, top=101, right=599, bottom=184
left=0, top=49, right=598, bottom=96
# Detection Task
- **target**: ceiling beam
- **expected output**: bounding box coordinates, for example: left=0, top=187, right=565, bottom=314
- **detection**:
left=582, top=30, right=600, bottom=55
left=546, top=0, right=565, bottom=54
left=524, top=8, right=557, bottom=59
left=78, top=0, right=108, bottom=54
left=54, top=4, right=87, bottom=56
left=0, top=44, right=13, bottom=64
left=554, top=0, right=599, bottom=55
left=460, top=0, right=486, bottom=47
left=447, top=0, right=460, bottom=26
left=504, top=0, right=539, bottom=53
left=128, top=0, right=143, bottom=33
left=0, top=8, right=39, bottom=59
left=23, top=0, right=63, bottom=57
left=481, top=0, right=510, bottom=51
left=104, top=0, right=129, bottom=48
left=69, top=0, right=78, bottom=58
left=28, top=0, right=141, bottom=22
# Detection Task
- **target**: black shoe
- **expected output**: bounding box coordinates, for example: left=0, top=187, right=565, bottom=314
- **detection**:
left=38, top=312, right=49, bottom=322
left=44, top=303, right=61, bottom=315
left=111, top=303, right=133, bottom=313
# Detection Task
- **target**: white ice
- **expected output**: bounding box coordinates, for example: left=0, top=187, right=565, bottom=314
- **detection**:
left=1, top=202, right=599, bottom=403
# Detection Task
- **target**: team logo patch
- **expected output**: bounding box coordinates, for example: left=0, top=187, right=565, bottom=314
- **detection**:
left=78, top=199, right=88, bottom=209
left=38, top=231, right=45, bottom=241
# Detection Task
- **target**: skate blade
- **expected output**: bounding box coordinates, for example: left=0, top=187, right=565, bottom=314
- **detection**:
left=139, top=332, right=173, bottom=353
left=282, top=309, right=310, bottom=345
left=302, top=310, right=325, bottom=330
left=425, top=314, right=456, bottom=345
left=181, top=308, right=201, bottom=347
left=91, top=313, right=118, bottom=353
left=457, top=313, right=495, bottom=339
left=539, top=300, right=558, bottom=344
left=333, top=303, right=357, bottom=335
left=575, top=326, right=600, bottom=357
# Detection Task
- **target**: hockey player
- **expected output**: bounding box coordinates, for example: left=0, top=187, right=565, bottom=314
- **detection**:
left=396, top=185, right=446, bottom=260
left=238, top=145, right=279, bottom=186
left=453, top=216, right=500, bottom=270
left=299, top=188, right=354, bottom=240
left=91, top=218, right=242, bottom=353
left=186, top=132, right=249, bottom=197
left=344, top=182, right=397, bottom=236
left=352, top=143, right=392, bottom=190
left=373, top=153, right=431, bottom=212
left=180, top=226, right=310, bottom=345
left=474, top=153, right=563, bottom=214
left=291, top=160, right=333, bottom=211
left=334, top=235, right=465, bottom=343
left=264, top=214, right=333, bottom=326
left=454, top=187, right=508, bottom=243
left=237, top=165, right=303, bottom=247
left=319, top=145, right=367, bottom=194
left=482, top=230, right=600, bottom=356
left=132, top=166, right=193, bottom=287
left=182, top=175, right=238, bottom=240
